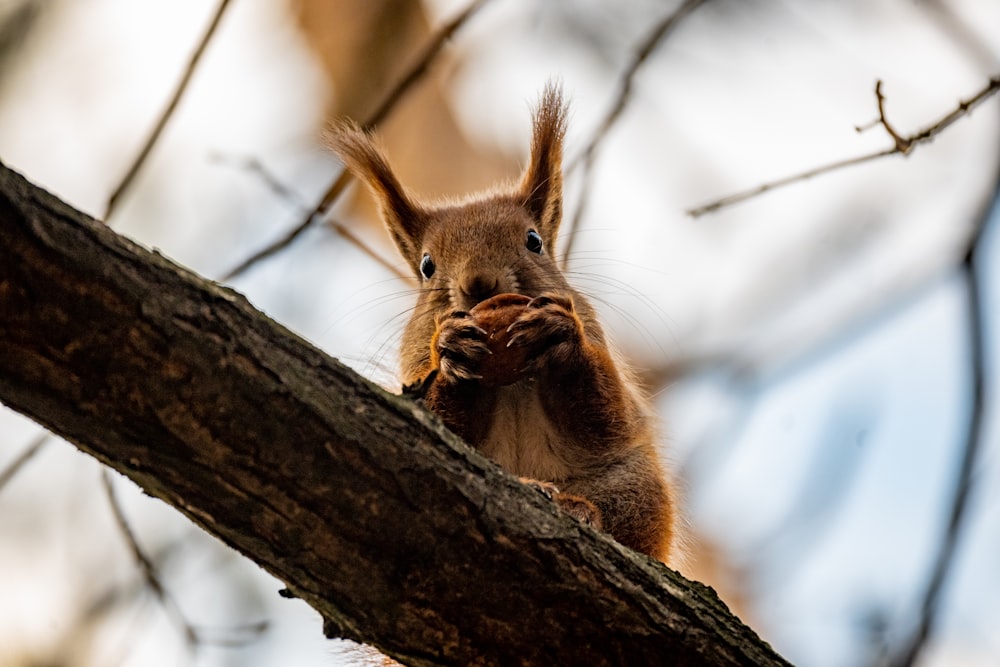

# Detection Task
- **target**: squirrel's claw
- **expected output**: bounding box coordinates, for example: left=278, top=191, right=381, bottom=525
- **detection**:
left=434, top=310, right=491, bottom=382
left=504, top=292, right=580, bottom=360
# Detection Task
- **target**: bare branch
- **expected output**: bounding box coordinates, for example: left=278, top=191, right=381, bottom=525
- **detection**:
left=687, top=74, right=1000, bottom=217
left=563, top=0, right=709, bottom=266
left=102, top=469, right=199, bottom=647
left=0, top=432, right=49, bottom=493
left=214, top=154, right=407, bottom=280
left=105, top=0, right=235, bottom=221
left=212, top=154, right=310, bottom=208
left=328, top=218, right=410, bottom=281
left=873, top=79, right=910, bottom=152
left=221, top=0, right=491, bottom=282
left=889, top=184, right=996, bottom=667
left=687, top=147, right=898, bottom=218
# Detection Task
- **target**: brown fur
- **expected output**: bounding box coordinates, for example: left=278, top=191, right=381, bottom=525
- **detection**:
left=329, top=83, right=675, bottom=563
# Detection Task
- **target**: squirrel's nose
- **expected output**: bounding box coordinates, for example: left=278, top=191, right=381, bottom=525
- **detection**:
left=460, top=273, right=500, bottom=303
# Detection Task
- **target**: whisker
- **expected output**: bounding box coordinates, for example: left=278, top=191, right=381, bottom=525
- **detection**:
left=349, top=285, right=452, bottom=385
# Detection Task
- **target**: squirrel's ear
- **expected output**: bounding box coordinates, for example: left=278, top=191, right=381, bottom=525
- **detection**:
left=519, top=83, right=567, bottom=253
left=328, top=122, right=425, bottom=266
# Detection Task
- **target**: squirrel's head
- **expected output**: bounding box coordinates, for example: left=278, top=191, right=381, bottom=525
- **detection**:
left=330, top=83, right=570, bottom=312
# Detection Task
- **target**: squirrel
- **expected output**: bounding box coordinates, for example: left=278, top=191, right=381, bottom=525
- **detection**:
left=330, top=83, right=675, bottom=564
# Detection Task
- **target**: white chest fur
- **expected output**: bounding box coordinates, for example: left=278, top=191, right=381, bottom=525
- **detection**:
left=478, top=384, right=573, bottom=482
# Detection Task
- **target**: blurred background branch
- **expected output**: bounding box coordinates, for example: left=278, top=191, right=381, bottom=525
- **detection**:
left=102, top=470, right=200, bottom=649
left=221, top=0, right=491, bottom=281
left=104, top=0, right=234, bottom=221
left=889, top=175, right=996, bottom=667
left=563, top=0, right=709, bottom=266
left=0, top=432, right=48, bottom=493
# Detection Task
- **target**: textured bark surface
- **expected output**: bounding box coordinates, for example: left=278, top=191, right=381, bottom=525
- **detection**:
left=0, top=161, right=792, bottom=667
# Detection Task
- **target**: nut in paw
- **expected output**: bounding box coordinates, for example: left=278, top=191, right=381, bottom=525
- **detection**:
left=469, top=293, right=533, bottom=386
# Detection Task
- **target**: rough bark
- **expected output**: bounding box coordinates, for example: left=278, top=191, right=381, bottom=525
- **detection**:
left=0, top=161, right=792, bottom=667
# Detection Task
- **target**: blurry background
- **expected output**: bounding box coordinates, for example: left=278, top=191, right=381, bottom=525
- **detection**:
left=0, top=0, right=998, bottom=665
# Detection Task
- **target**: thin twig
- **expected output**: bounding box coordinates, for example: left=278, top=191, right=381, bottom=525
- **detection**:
left=0, top=433, right=49, bottom=493
left=212, top=154, right=307, bottom=207
left=687, top=147, right=898, bottom=218
left=217, top=168, right=350, bottom=283
left=221, top=0, right=491, bottom=282
left=563, top=0, right=708, bottom=267
left=102, top=469, right=199, bottom=647
left=873, top=79, right=910, bottom=152
left=196, top=620, right=271, bottom=648
left=215, top=154, right=407, bottom=279
left=566, top=0, right=708, bottom=176
left=687, top=74, right=1000, bottom=217
left=105, top=0, right=234, bottom=221
left=329, top=219, right=409, bottom=280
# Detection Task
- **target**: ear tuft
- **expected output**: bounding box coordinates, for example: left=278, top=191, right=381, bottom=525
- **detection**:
left=520, top=82, right=568, bottom=250
left=327, top=121, right=424, bottom=265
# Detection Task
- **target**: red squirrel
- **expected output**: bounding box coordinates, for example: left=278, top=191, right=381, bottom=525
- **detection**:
left=330, top=84, right=675, bottom=563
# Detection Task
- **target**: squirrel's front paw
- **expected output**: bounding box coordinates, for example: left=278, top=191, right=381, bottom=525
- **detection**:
left=505, top=293, right=583, bottom=367
left=433, top=309, right=490, bottom=382
left=521, top=478, right=603, bottom=529
left=553, top=493, right=603, bottom=529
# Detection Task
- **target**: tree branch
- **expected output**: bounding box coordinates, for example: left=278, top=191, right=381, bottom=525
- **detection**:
left=102, top=469, right=199, bottom=648
left=687, top=74, right=1000, bottom=217
left=0, top=431, right=49, bottom=492
left=0, top=161, right=789, bottom=666
left=889, top=182, right=996, bottom=667
left=105, top=0, right=235, bottom=221
left=221, top=0, right=491, bottom=282
left=212, top=154, right=406, bottom=280
left=563, top=0, right=709, bottom=267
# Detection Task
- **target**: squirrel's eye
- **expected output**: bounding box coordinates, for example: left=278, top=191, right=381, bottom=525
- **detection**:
left=526, top=229, right=543, bottom=254
left=419, top=253, right=436, bottom=279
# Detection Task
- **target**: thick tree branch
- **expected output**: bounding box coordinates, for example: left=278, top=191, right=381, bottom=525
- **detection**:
left=0, top=161, right=790, bottom=667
